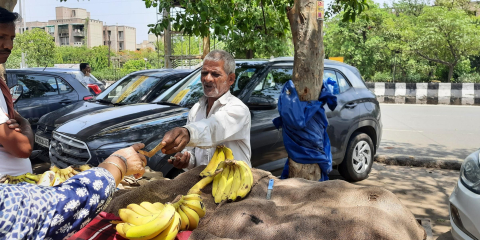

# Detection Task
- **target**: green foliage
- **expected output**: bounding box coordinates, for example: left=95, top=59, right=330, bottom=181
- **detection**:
left=13, top=28, right=56, bottom=67
left=121, top=60, right=152, bottom=75
left=55, top=45, right=112, bottom=71
left=402, top=6, right=480, bottom=82
left=457, top=72, right=480, bottom=83
left=326, top=1, right=480, bottom=82
left=370, top=72, right=391, bottom=82
left=92, top=68, right=127, bottom=82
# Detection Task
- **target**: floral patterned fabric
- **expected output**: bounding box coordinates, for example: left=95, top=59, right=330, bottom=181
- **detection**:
left=0, top=167, right=116, bottom=240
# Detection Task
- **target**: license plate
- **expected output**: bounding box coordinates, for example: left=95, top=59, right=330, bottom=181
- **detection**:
left=35, top=135, right=50, bottom=148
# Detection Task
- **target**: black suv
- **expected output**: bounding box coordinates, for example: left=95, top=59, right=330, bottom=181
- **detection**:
left=34, top=69, right=192, bottom=162
left=45, top=58, right=382, bottom=181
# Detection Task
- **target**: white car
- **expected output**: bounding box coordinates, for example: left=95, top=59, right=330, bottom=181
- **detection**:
left=450, top=150, right=480, bottom=240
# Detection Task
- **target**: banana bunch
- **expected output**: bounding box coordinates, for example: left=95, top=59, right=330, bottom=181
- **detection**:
left=212, top=160, right=253, bottom=203
left=117, top=202, right=180, bottom=240
left=3, top=173, right=40, bottom=184
left=173, top=194, right=206, bottom=231
left=116, top=194, right=205, bottom=240
left=50, top=166, right=80, bottom=186
left=199, top=146, right=234, bottom=177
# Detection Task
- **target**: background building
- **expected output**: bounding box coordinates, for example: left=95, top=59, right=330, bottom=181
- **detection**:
left=136, top=33, right=162, bottom=51
left=104, top=25, right=136, bottom=52
left=17, top=7, right=136, bottom=51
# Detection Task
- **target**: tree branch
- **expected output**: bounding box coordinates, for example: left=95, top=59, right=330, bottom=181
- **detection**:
left=415, top=50, right=451, bottom=66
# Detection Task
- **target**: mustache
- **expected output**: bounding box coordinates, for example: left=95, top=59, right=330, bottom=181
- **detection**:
left=0, top=49, right=11, bottom=54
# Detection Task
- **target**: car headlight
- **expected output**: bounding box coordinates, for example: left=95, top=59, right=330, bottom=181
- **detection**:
left=460, top=151, right=480, bottom=194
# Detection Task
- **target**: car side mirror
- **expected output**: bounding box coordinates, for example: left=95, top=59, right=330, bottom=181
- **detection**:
left=247, top=96, right=277, bottom=110
left=10, top=84, right=23, bottom=104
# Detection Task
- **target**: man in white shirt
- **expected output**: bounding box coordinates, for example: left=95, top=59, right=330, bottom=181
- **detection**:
left=161, top=50, right=252, bottom=169
left=79, top=63, right=92, bottom=87
left=0, top=7, right=34, bottom=176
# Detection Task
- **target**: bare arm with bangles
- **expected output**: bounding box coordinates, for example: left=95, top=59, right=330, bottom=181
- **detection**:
left=98, top=143, right=148, bottom=186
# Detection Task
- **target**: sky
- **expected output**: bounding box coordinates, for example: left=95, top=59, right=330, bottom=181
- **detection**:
left=13, top=0, right=392, bottom=44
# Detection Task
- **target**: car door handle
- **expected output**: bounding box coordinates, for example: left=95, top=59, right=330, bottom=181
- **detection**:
left=345, top=103, right=357, bottom=109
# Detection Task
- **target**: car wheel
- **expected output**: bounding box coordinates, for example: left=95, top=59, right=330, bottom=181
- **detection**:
left=339, top=132, right=374, bottom=182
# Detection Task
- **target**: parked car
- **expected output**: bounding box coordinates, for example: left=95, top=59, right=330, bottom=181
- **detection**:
left=27, top=68, right=106, bottom=95
left=34, top=69, right=192, bottom=162
left=46, top=57, right=382, bottom=181
left=6, top=69, right=94, bottom=130
left=449, top=149, right=480, bottom=240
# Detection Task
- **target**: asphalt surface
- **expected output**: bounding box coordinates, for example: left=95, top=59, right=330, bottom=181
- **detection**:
left=377, top=104, right=480, bottom=160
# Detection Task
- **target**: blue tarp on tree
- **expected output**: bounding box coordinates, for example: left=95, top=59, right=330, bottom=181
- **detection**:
left=273, top=79, right=338, bottom=181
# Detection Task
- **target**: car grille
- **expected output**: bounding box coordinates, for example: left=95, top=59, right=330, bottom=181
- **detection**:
left=50, top=132, right=91, bottom=167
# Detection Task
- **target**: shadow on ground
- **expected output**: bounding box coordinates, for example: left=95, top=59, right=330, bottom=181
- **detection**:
left=377, top=141, right=475, bottom=160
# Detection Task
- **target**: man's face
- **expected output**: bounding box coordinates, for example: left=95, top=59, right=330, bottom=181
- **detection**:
left=0, top=23, right=15, bottom=64
left=201, top=60, right=235, bottom=98
left=83, top=65, right=91, bottom=74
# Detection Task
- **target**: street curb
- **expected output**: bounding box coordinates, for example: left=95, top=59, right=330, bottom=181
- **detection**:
left=374, top=155, right=463, bottom=170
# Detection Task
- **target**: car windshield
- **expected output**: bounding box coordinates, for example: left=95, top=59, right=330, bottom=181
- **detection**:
left=96, top=75, right=163, bottom=104
left=153, top=65, right=262, bottom=107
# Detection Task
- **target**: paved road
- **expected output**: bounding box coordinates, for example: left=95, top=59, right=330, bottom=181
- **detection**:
left=377, top=104, right=480, bottom=160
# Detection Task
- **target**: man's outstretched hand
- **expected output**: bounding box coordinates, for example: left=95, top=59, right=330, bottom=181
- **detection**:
left=161, top=127, right=190, bottom=155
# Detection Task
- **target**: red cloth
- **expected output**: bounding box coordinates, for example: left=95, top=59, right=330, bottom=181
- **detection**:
left=0, top=78, right=15, bottom=119
left=68, top=212, right=192, bottom=240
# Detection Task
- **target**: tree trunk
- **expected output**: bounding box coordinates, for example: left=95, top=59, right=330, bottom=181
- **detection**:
left=286, top=0, right=324, bottom=181
left=0, top=0, right=17, bottom=80
left=201, top=34, right=210, bottom=59
left=163, top=8, right=172, bottom=68
left=448, top=64, right=454, bottom=82
left=246, top=49, right=254, bottom=59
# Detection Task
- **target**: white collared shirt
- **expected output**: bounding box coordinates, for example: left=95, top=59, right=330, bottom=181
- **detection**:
left=183, top=91, right=252, bottom=169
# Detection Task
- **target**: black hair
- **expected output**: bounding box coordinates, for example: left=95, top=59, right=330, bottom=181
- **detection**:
left=80, top=63, right=90, bottom=71
left=0, top=7, right=19, bottom=24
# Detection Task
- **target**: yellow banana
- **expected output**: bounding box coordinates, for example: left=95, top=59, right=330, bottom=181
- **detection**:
left=118, top=208, right=158, bottom=225
left=25, top=173, right=40, bottom=182
left=127, top=203, right=154, bottom=216
left=223, top=147, right=234, bottom=160
left=50, top=165, right=60, bottom=173
left=24, top=178, right=37, bottom=184
left=221, top=165, right=236, bottom=201
left=180, top=205, right=199, bottom=230
left=116, top=223, right=128, bottom=238
left=181, top=199, right=206, bottom=218
left=177, top=207, right=190, bottom=231
left=199, top=148, right=219, bottom=177
left=125, top=203, right=176, bottom=239
left=212, top=161, right=227, bottom=197
left=79, top=165, right=92, bottom=172
left=236, top=161, right=253, bottom=199
left=188, top=174, right=215, bottom=195
left=228, top=164, right=243, bottom=202
left=153, top=202, right=165, bottom=212
left=151, top=212, right=181, bottom=240
left=214, top=164, right=231, bottom=204
left=182, top=194, right=203, bottom=202
left=53, top=173, right=62, bottom=186
left=140, top=202, right=163, bottom=214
